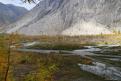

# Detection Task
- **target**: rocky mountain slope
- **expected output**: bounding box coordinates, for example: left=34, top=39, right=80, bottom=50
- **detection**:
left=0, top=2, right=28, bottom=30
left=6, top=0, right=121, bottom=36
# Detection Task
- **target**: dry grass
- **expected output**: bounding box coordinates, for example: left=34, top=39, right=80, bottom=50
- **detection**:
left=7, top=34, right=121, bottom=45
left=0, top=33, right=120, bottom=81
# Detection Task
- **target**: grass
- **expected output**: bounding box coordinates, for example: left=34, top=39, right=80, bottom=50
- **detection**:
left=0, top=34, right=9, bottom=81
left=26, top=42, right=87, bottom=50
left=1, top=34, right=121, bottom=81
left=9, top=51, right=107, bottom=81
left=89, top=55, right=121, bottom=68
left=6, top=33, right=121, bottom=45
left=92, top=46, right=121, bottom=56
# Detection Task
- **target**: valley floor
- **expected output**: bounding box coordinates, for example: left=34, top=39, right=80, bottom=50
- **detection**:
left=0, top=34, right=121, bottom=81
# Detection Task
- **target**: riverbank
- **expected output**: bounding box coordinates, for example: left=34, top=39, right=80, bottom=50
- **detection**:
left=1, top=34, right=121, bottom=81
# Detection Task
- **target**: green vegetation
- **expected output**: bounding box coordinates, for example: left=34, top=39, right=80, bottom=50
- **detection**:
left=1, top=34, right=121, bottom=81
left=9, top=51, right=106, bottom=81
left=92, top=46, right=121, bottom=56
left=5, top=34, right=121, bottom=46
left=89, top=55, right=121, bottom=68
left=27, top=42, right=87, bottom=50
left=0, top=34, right=8, bottom=81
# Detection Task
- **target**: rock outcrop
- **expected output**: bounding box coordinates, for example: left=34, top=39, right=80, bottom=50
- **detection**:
left=6, top=0, right=121, bottom=36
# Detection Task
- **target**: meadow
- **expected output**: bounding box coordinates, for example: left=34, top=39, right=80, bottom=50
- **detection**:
left=0, top=33, right=121, bottom=81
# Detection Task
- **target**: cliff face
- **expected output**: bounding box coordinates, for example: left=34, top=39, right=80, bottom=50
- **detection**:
left=6, top=0, right=121, bottom=36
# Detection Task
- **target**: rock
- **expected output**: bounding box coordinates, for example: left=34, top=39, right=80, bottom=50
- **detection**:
left=0, top=2, right=28, bottom=29
left=6, top=0, right=121, bottom=36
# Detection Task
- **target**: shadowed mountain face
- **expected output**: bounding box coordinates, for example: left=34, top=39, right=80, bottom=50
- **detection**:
left=0, top=2, right=28, bottom=30
left=6, top=0, right=121, bottom=36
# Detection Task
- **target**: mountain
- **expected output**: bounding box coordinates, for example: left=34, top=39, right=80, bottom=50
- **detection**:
left=0, top=2, right=28, bottom=30
left=6, top=0, right=121, bottom=36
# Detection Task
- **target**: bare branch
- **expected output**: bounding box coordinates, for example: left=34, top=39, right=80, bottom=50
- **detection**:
left=21, top=0, right=36, bottom=3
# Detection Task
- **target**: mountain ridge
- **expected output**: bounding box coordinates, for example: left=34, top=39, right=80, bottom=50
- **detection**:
left=0, top=2, right=28, bottom=30
left=6, top=0, right=121, bottom=36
